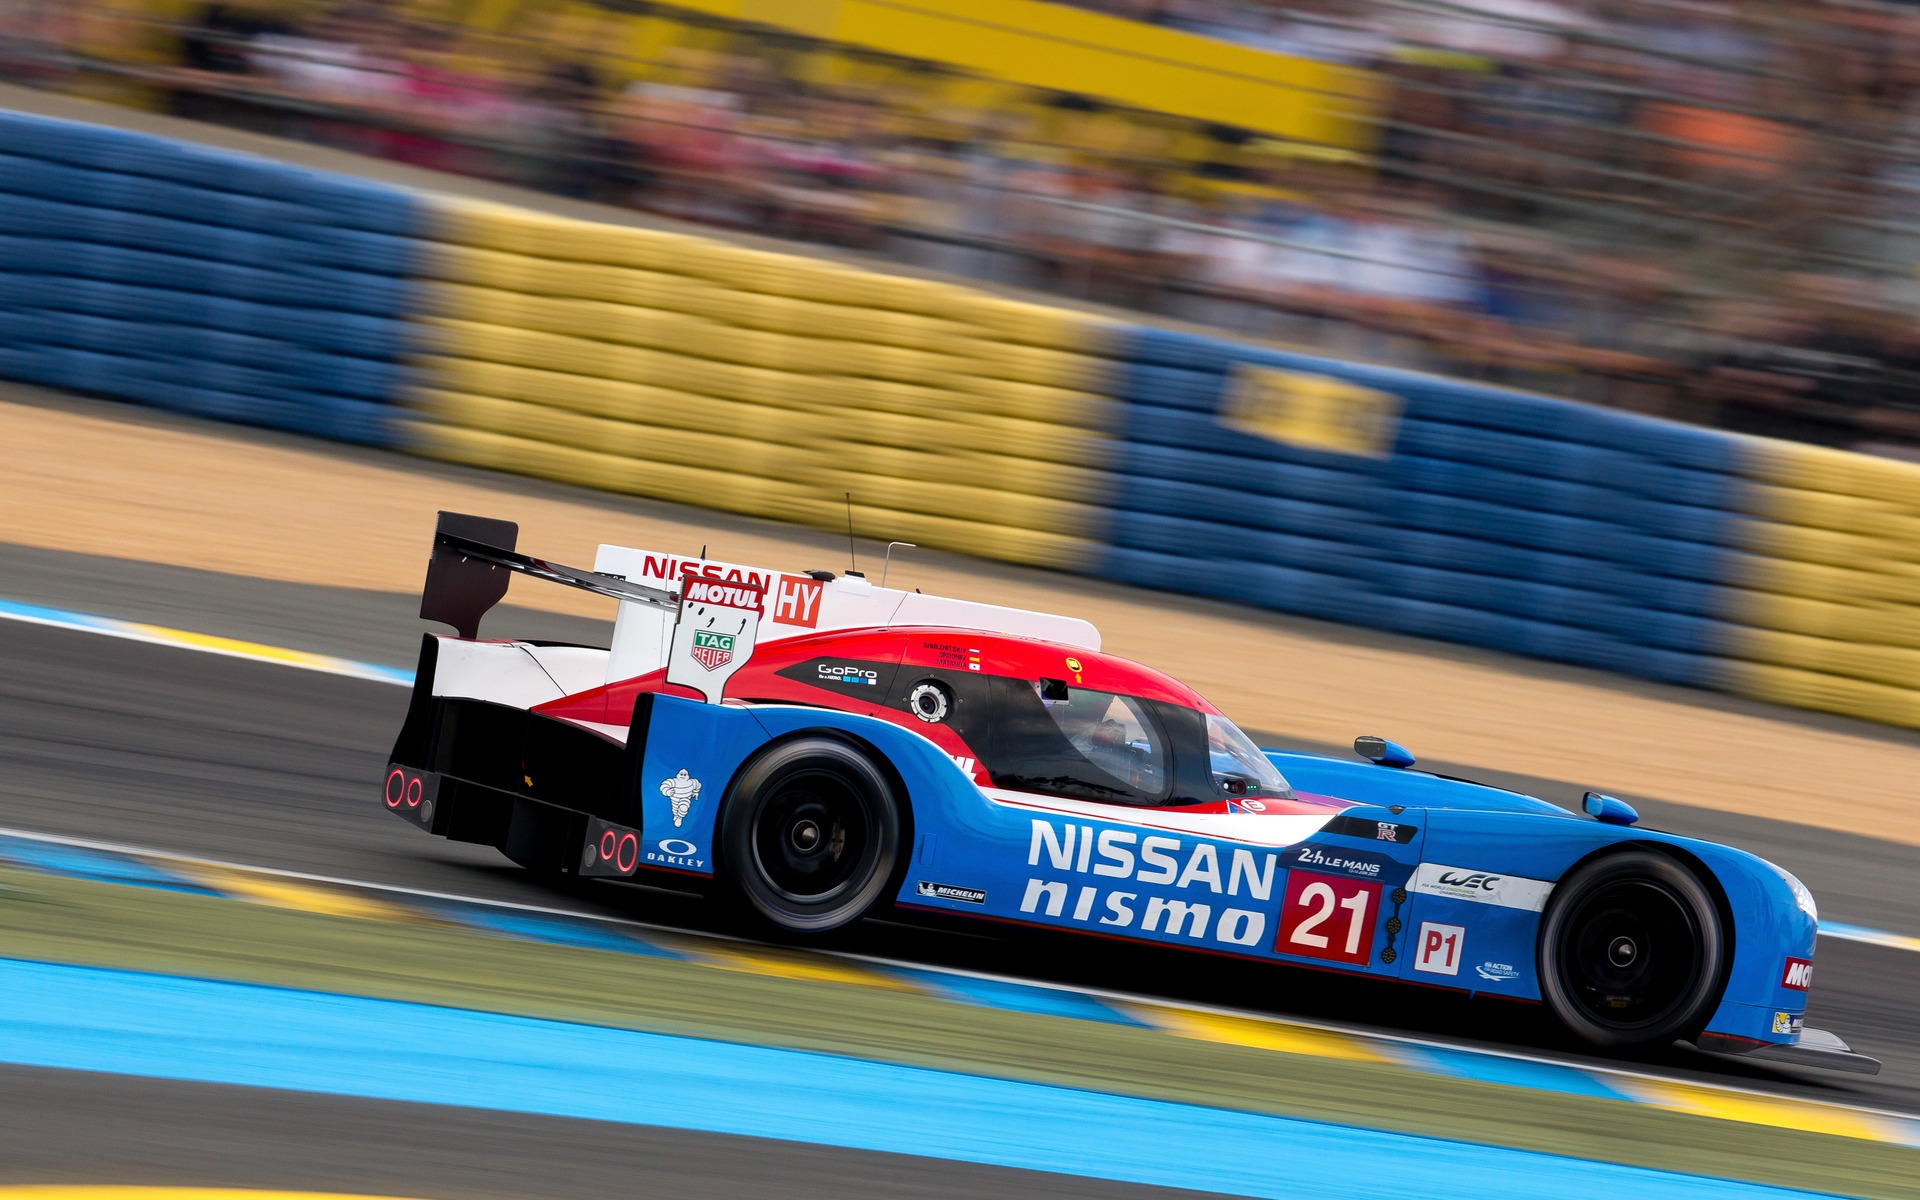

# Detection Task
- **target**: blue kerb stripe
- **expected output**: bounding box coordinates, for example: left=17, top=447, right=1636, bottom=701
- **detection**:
left=0, top=597, right=121, bottom=631
left=892, top=967, right=1147, bottom=1026
left=426, top=903, right=684, bottom=958
left=0, top=959, right=1846, bottom=1200
left=0, top=836, right=217, bottom=896
left=1388, top=1044, right=1633, bottom=1103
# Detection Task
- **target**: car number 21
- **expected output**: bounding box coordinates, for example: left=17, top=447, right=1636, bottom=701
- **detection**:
left=1276, top=873, right=1381, bottom=966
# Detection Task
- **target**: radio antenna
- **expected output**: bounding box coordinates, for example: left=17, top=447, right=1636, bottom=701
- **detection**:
left=844, top=493, right=858, bottom=574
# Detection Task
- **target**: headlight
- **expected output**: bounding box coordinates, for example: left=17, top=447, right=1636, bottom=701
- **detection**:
left=1766, top=860, right=1818, bottom=923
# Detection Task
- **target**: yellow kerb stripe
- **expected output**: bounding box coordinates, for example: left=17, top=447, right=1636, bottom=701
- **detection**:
left=1129, top=1004, right=1390, bottom=1063
left=1618, top=1079, right=1900, bottom=1142
left=122, top=624, right=342, bottom=671
left=182, top=865, right=417, bottom=923
left=687, top=943, right=923, bottom=993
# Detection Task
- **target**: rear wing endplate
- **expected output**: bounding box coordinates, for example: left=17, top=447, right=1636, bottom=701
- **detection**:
left=420, top=511, right=680, bottom=639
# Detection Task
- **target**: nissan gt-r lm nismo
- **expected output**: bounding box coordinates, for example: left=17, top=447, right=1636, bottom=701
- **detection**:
left=381, top=512, right=1876, bottom=1073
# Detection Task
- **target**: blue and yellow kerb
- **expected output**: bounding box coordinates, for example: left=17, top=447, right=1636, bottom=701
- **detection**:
left=1, top=830, right=1914, bottom=1152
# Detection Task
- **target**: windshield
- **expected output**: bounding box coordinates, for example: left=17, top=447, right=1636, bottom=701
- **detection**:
left=1206, top=714, right=1294, bottom=799
left=993, top=680, right=1170, bottom=804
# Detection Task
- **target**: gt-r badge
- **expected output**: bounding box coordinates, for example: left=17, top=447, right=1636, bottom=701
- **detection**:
left=660, top=769, right=702, bottom=827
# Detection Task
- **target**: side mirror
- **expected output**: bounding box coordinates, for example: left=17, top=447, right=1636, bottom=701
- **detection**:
left=1354, top=735, right=1416, bottom=769
left=1583, top=791, right=1639, bottom=826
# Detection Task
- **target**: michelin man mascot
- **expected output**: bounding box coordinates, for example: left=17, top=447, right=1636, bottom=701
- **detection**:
left=660, top=769, right=702, bottom=828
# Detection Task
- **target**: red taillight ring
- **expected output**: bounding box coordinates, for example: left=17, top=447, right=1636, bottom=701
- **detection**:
left=616, top=831, right=638, bottom=873
left=384, top=769, right=405, bottom=808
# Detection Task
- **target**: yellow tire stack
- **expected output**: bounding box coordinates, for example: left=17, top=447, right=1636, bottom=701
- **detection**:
left=1721, top=439, right=1920, bottom=728
left=403, top=197, right=1118, bottom=570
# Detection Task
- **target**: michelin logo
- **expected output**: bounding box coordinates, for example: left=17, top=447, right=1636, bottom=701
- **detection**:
left=916, top=881, right=986, bottom=904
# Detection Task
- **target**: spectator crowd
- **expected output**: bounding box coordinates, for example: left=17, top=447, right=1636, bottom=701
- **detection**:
left=7, top=0, right=1920, bottom=453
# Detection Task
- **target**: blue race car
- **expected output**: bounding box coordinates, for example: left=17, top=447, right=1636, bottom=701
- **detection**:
left=382, top=513, right=1875, bottom=1073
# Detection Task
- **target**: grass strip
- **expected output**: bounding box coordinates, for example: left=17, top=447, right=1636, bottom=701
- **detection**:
left=0, top=867, right=1912, bottom=1198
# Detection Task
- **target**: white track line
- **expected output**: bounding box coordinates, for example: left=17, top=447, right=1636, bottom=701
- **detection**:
left=0, top=822, right=1913, bottom=1125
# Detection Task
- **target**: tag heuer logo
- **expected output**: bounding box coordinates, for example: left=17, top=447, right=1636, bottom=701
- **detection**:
left=690, top=630, right=735, bottom=671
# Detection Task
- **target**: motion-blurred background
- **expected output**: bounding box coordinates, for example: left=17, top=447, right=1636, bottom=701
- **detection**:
left=8, top=0, right=1920, bottom=454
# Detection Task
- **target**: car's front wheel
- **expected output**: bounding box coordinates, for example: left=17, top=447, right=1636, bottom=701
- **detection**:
left=719, top=736, right=902, bottom=934
left=1537, top=850, right=1727, bottom=1049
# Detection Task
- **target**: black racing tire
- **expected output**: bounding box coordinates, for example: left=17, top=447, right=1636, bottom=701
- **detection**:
left=719, top=736, right=902, bottom=934
left=1538, top=850, right=1727, bottom=1050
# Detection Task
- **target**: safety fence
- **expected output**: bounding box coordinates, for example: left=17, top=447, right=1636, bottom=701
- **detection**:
left=5, top=109, right=1920, bottom=731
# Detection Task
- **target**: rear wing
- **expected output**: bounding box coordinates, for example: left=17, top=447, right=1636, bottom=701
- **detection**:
left=593, top=545, right=1100, bottom=682
left=420, top=510, right=1102, bottom=695
left=419, top=511, right=752, bottom=704
left=421, top=512, right=680, bottom=637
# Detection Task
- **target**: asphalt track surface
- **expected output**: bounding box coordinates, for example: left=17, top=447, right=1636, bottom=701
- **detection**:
left=0, top=1063, right=1222, bottom=1200
left=1, top=541, right=1918, bottom=1192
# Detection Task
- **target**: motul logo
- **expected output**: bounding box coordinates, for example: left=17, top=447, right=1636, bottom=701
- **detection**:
left=686, top=580, right=762, bottom=609
left=1781, top=957, right=1813, bottom=991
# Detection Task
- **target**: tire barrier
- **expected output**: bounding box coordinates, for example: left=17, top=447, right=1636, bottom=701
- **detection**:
left=8, top=109, right=1920, bottom=730
left=0, top=112, right=421, bottom=447
left=1105, top=327, right=1920, bottom=729
left=404, top=195, right=1121, bottom=570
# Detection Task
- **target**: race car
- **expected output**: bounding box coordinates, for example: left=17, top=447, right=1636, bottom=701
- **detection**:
left=382, top=512, right=1876, bottom=1072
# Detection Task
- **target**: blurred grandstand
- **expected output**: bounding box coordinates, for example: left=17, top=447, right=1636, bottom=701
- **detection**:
left=6, top=0, right=1920, bottom=454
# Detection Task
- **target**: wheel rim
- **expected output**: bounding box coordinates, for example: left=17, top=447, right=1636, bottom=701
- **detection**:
left=750, top=767, right=872, bottom=904
left=1557, top=879, right=1704, bottom=1032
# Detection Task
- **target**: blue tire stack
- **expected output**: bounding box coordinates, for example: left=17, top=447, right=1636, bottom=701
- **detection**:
left=0, top=112, right=421, bottom=446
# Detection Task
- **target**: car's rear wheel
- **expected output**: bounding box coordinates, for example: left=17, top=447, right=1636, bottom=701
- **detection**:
left=719, top=737, right=902, bottom=933
left=1537, top=850, right=1726, bottom=1049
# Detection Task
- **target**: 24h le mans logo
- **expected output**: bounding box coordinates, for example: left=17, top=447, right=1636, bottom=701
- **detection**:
left=689, top=630, right=735, bottom=671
